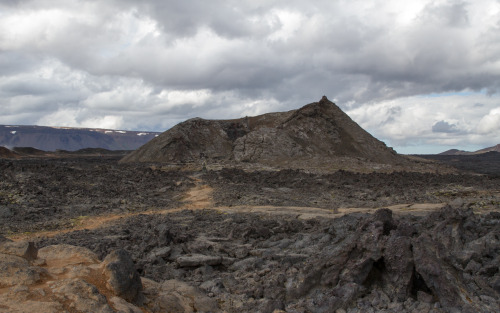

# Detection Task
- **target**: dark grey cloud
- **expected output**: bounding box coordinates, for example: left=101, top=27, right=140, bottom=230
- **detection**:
left=432, top=120, right=460, bottom=133
left=419, top=1, right=470, bottom=27
left=0, top=52, right=46, bottom=82
left=1, top=78, right=61, bottom=97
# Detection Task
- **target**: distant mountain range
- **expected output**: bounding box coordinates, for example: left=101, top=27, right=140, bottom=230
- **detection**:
left=0, top=125, right=160, bottom=151
left=439, top=144, right=500, bottom=155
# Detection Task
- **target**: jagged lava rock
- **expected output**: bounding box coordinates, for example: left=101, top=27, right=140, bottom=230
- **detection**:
left=101, top=249, right=143, bottom=304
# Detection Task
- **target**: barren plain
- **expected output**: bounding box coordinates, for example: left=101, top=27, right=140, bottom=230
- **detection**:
left=1, top=153, right=499, bottom=312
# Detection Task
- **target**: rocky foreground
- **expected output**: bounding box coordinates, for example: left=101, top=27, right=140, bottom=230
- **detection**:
left=0, top=236, right=216, bottom=312
left=1, top=156, right=500, bottom=312
left=1, top=205, right=498, bottom=313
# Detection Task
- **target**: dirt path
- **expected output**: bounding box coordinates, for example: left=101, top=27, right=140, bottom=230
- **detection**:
left=10, top=176, right=214, bottom=241
left=213, top=202, right=449, bottom=220
left=11, top=175, right=483, bottom=241
left=180, top=175, right=213, bottom=210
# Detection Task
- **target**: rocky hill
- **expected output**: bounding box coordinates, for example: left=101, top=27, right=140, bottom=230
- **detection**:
left=439, top=149, right=474, bottom=156
left=121, top=96, right=407, bottom=169
left=476, top=144, right=500, bottom=154
left=0, top=125, right=160, bottom=151
left=440, top=144, right=500, bottom=156
left=0, top=146, right=21, bottom=158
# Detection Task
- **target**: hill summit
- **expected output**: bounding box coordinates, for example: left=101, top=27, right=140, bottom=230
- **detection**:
left=121, top=96, right=408, bottom=169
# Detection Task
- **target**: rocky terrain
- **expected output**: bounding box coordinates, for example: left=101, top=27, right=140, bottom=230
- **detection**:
left=418, top=152, right=500, bottom=176
left=0, top=156, right=194, bottom=234
left=203, top=168, right=500, bottom=210
left=1, top=155, right=500, bottom=312
left=1, top=98, right=500, bottom=312
left=34, top=205, right=500, bottom=313
left=121, top=97, right=412, bottom=171
left=0, top=125, right=159, bottom=151
left=0, top=236, right=217, bottom=312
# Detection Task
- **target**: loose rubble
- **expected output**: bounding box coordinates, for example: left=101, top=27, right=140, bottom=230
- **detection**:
left=36, top=205, right=500, bottom=312
left=0, top=157, right=194, bottom=234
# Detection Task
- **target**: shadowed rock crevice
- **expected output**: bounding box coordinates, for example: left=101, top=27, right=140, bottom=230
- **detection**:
left=362, top=257, right=386, bottom=288
left=223, top=122, right=249, bottom=141
left=410, top=267, right=434, bottom=300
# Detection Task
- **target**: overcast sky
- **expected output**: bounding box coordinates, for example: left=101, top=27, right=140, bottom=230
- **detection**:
left=1, top=0, right=500, bottom=154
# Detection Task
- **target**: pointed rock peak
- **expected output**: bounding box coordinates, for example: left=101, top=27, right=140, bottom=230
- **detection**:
left=290, top=95, right=342, bottom=120
left=121, top=97, right=407, bottom=167
left=319, top=95, right=330, bottom=104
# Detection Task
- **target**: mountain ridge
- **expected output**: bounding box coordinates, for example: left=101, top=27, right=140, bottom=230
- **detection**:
left=439, top=144, right=500, bottom=155
left=0, top=125, right=160, bottom=151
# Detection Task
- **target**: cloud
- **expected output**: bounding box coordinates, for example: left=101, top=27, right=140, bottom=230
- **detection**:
left=37, top=108, right=124, bottom=129
left=477, top=108, right=500, bottom=134
left=1, top=0, right=500, bottom=153
left=347, top=92, right=500, bottom=152
left=432, top=121, right=460, bottom=133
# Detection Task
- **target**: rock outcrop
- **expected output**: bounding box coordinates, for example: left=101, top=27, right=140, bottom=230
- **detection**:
left=101, top=249, right=143, bottom=304
left=121, top=96, right=404, bottom=168
left=0, top=238, right=216, bottom=313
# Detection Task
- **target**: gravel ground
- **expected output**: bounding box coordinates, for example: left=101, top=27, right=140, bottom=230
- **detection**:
left=204, top=168, right=500, bottom=210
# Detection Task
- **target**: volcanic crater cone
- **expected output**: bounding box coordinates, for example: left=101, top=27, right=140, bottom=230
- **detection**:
left=121, top=96, right=405, bottom=167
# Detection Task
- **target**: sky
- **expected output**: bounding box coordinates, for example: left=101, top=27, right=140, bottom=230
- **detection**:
left=1, top=0, right=500, bottom=154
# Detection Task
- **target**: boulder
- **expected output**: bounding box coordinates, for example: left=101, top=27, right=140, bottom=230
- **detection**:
left=146, top=246, right=171, bottom=262
left=0, top=243, right=151, bottom=313
left=109, top=296, right=143, bottom=313
left=101, top=249, right=143, bottom=304
left=38, top=244, right=99, bottom=265
left=0, top=234, right=11, bottom=243
left=50, top=278, right=114, bottom=313
left=142, top=278, right=219, bottom=313
left=0, top=253, right=43, bottom=287
left=0, top=240, right=38, bottom=260
left=177, top=254, right=223, bottom=267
